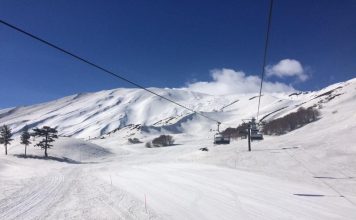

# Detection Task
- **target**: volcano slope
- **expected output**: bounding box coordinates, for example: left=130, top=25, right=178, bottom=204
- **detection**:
left=0, top=79, right=356, bottom=219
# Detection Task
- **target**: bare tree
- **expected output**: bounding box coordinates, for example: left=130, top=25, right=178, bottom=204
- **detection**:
left=263, top=107, right=320, bottom=135
left=221, top=122, right=249, bottom=139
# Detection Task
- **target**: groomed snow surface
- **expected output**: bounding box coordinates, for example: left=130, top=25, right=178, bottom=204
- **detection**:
left=1, top=78, right=356, bottom=219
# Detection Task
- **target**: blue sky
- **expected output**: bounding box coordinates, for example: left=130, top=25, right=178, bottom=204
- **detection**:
left=1, top=0, right=355, bottom=108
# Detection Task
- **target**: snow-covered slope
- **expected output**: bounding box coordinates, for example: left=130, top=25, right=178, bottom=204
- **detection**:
left=1, top=78, right=355, bottom=139
left=1, top=78, right=356, bottom=219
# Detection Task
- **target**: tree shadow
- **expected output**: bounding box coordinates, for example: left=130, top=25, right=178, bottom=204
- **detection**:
left=281, top=146, right=299, bottom=150
left=314, top=176, right=354, bottom=180
left=251, top=148, right=282, bottom=152
left=150, top=143, right=182, bottom=148
left=293, top=193, right=325, bottom=197
left=14, top=154, right=82, bottom=164
left=252, top=146, right=299, bottom=152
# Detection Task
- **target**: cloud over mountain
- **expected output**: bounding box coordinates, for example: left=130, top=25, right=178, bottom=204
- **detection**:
left=266, top=59, right=308, bottom=81
left=185, top=68, right=295, bottom=95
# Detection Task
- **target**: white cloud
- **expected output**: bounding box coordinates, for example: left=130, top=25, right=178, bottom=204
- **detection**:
left=185, top=68, right=295, bottom=95
left=266, top=59, right=308, bottom=81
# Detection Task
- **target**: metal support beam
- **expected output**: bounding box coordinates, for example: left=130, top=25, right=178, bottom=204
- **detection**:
left=247, top=124, right=251, bottom=152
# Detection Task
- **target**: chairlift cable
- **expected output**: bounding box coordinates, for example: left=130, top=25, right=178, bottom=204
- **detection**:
left=1, top=0, right=274, bottom=127
left=0, top=19, right=220, bottom=124
left=256, top=0, right=274, bottom=121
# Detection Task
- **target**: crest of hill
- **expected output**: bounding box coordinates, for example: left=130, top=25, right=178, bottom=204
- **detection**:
left=0, top=78, right=355, bottom=139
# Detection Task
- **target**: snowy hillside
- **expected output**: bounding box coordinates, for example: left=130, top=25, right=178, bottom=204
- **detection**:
left=0, top=78, right=356, bottom=219
left=1, top=78, right=355, bottom=139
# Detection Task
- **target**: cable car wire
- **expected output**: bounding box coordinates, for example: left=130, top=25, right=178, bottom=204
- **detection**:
left=256, top=0, right=274, bottom=121
left=0, top=19, right=220, bottom=123
left=1, top=0, right=274, bottom=126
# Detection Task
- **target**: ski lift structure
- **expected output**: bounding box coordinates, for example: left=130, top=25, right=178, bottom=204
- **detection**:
left=242, top=117, right=264, bottom=141
left=250, top=118, right=264, bottom=141
left=240, top=117, right=264, bottom=151
left=213, top=122, right=231, bottom=145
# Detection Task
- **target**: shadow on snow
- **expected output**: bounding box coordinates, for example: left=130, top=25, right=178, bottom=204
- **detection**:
left=13, top=154, right=85, bottom=164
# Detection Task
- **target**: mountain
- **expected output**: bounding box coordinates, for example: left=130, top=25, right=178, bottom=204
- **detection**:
left=1, top=78, right=356, bottom=139
left=1, top=78, right=356, bottom=219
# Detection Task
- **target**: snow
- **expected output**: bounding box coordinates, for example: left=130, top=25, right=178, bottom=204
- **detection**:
left=99, top=163, right=354, bottom=219
left=0, top=78, right=356, bottom=219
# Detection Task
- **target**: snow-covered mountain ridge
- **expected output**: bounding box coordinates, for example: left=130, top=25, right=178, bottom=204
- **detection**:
left=1, top=78, right=355, bottom=139
left=1, top=78, right=356, bottom=219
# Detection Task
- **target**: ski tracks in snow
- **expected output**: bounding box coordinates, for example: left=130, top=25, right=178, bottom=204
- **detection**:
left=48, top=168, right=157, bottom=220
left=0, top=169, right=67, bottom=220
left=0, top=165, right=157, bottom=220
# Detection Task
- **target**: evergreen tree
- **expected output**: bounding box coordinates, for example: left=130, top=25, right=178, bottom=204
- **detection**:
left=32, top=126, right=58, bottom=157
left=0, top=125, right=13, bottom=155
left=20, top=129, right=31, bottom=156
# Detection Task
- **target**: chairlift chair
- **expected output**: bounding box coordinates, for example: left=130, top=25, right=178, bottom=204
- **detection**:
left=214, top=133, right=231, bottom=145
left=250, top=129, right=264, bottom=140
left=250, top=117, right=264, bottom=141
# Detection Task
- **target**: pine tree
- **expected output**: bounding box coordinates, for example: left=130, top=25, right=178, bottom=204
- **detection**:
left=0, top=125, right=13, bottom=155
left=20, top=129, right=31, bottom=156
left=32, top=126, right=58, bottom=157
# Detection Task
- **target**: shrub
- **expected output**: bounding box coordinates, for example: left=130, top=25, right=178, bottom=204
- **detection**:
left=151, top=135, right=174, bottom=147
left=263, top=107, right=320, bottom=135
left=221, top=122, right=249, bottom=139
left=145, top=142, right=152, bottom=148
left=128, top=138, right=142, bottom=144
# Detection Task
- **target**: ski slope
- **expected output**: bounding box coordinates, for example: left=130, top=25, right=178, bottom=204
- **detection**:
left=1, top=78, right=353, bottom=139
left=0, top=78, right=356, bottom=219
